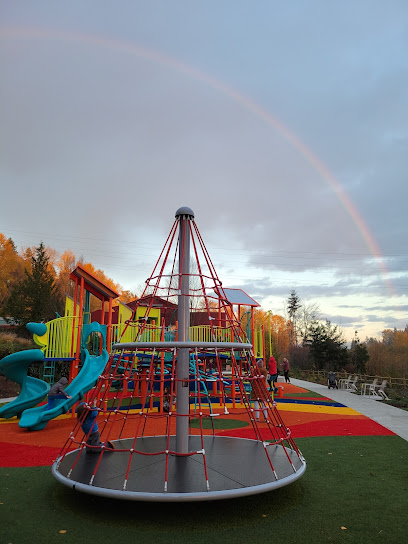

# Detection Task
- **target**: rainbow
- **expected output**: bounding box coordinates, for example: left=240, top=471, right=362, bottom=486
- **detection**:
left=0, top=25, right=393, bottom=294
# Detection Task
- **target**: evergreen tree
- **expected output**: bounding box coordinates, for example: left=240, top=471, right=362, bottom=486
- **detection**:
left=3, top=242, right=62, bottom=324
left=287, top=290, right=301, bottom=347
left=305, top=319, right=348, bottom=371
left=350, top=332, right=370, bottom=373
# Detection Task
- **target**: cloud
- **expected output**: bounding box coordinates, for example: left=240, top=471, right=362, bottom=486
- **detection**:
left=1, top=2, right=408, bottom=342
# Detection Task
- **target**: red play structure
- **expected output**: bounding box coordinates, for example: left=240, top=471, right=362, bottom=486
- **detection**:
left=52, top=206, right=306, bottom=501
left=69, top=264, right=119, bottom=382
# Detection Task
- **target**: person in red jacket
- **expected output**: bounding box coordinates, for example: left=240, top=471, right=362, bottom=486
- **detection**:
left=268, top=355, right=278, bottom=392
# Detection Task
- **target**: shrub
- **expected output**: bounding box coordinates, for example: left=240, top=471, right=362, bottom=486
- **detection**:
left=0, top=332, right=35, bottom=359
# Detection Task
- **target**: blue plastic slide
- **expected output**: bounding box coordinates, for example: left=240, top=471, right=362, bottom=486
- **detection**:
left=19, top=348, right=109, bottom=431
left=0, top=349, right=50, bottom=419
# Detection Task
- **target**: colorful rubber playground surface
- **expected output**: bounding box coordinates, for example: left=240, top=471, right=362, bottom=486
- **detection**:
left=1, top=382, right=408, bottom=543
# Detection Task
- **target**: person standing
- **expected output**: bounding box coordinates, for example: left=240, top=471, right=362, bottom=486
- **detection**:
left=268, top=355, right=278, bottom=392
left=282, top=358, right=291, bottom=383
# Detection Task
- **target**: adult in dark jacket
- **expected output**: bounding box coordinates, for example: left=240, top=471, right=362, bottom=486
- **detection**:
left=47, top=377, right=71, bottom=409
left=282, top=358, right=291, bottom=383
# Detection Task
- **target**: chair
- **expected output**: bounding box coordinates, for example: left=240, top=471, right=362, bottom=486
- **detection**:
left=338, top=375, right=352, bottom=389
left=343, top=375, right=359, bottom=393
left=361, top=378, right=378, bottom=397
left=376, top=380, right=389, bottom=400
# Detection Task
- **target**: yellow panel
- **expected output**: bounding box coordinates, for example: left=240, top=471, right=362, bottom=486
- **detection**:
left=64, top=296, right=75, bottom=318
left=135, top=307, right=161, bottom=324
left=118, top=302, right=132, bottom=323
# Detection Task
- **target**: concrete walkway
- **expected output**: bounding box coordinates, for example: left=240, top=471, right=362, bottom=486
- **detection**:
left=0, top=396, right=17, bottom=403
left=290, top=377, right=408, bottom=442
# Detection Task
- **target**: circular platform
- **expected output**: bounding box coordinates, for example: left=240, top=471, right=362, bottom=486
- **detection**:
left=52, top=435, right=306, bottom=502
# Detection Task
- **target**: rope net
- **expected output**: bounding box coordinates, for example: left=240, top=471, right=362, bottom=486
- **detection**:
left=53, top=210, right=305, bottom=500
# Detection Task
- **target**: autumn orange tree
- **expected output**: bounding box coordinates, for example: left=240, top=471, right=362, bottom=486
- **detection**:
left=0, top=236, right=139, bottom=321
left=0, top=235, right=27, bottom=314
left=367, top=328, right=408, bottom=377
left=55, top=250, right=77, bottom=301
left=269, top=313, right=292, bottom=359
left=247, top=309, right=292, bottom=362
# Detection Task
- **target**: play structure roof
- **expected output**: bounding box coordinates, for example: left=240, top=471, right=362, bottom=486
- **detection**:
left=213, top=288, right=260, bottom=307
left=70, top=264, right=120, bottom=301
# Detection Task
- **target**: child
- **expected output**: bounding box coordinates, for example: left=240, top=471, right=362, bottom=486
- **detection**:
left=268, top=355, right=278, bottom=393
left=163, top=387, right=171, bottom=412
left=75, top=400, right=114, bottom=453
left=47, top=377, right=72, bottom=409
left=163, top=387, right=176, bottom=412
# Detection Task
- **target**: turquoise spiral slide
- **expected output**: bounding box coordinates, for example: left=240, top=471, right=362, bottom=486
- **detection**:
left=0, top=349, right=50, bottom=419
left=0, top=322, right=109, bottom=431
left=18, top=347, right=109, bottom=431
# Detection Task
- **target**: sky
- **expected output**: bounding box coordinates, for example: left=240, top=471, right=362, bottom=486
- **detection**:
left=1, top=0, right=408, bottom=342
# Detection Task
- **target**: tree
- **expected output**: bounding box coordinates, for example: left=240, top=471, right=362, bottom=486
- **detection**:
left=0, top=234, right=26, bottom=313
left=2, top=242, right=63, bottom=324
left=268, top=314, right=291, bottom=359
left=366, top=327, right=408, bottom=377
left=305, top=319, right=348, bottom=371
left=55, top=249, right=77, bottom=301
left=287, top=290, right=301, bottom=347
left=350, top=332, right=369, bottom=373
left=297, top=301, right=320, bottom=345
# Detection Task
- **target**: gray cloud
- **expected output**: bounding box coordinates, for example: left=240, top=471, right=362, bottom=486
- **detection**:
left=1, top=1, right=408, bottom=341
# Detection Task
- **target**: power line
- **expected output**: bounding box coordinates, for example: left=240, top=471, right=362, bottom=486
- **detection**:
left=2, top=225, right=407, bottom=259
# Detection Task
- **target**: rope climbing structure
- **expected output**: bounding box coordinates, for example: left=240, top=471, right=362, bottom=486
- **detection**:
left=52, top=206, right=306, bottom=501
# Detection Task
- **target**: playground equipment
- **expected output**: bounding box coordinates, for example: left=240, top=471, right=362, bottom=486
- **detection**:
left=19, top=323, right=109, bottom=430
left=0, top=320, right=110, bottom=429
left=34, top=292, right=268, bottom=372
left=0, top=349, right=49, bottom=419
left=0, top=322, right=50, bottom=419
left=52, top=206, right=306, bottom=502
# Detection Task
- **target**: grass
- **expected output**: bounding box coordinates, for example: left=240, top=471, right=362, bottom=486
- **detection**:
left=383, top=388, right=408, bottom=411
left=1, top=435, right=407, bottom=543
left=189, top=417, right=249, bottom=429
left=283, top=391, right=326, bottom=398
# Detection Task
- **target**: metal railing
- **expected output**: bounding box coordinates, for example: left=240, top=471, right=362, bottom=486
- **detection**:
left=36, top=318, right=254, bottom=359
left=34, top=316, right=77, bottom=358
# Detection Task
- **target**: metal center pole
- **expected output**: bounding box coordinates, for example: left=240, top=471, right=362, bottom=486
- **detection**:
left=175, top=207, right=193, bottom=454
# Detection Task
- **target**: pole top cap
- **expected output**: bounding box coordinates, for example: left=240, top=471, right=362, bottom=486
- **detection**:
left=175, top=206, right=195, bottom=219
